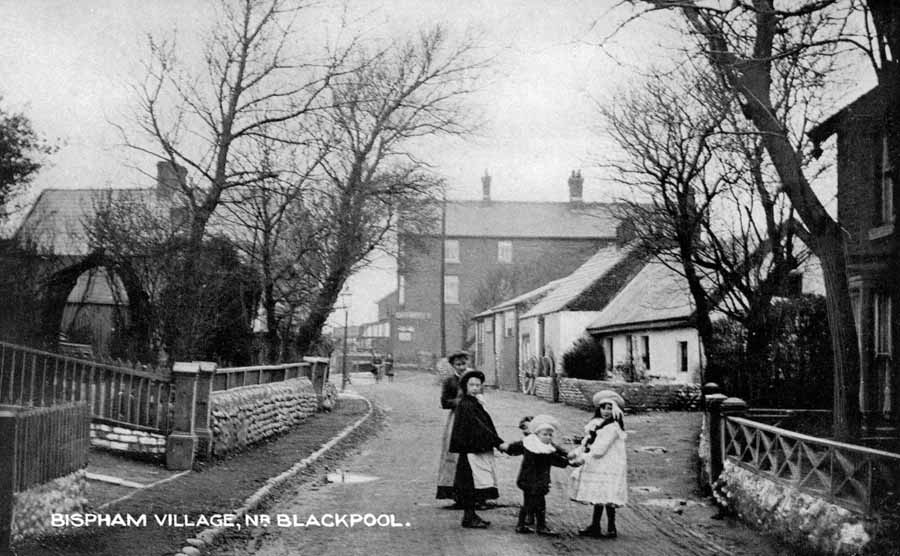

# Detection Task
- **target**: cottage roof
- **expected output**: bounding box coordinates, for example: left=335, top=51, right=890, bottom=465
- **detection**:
left=443, top=200, right=624, bottom=238
left=472, top=279, right=563, bottom=319
left=587, top=262, right=694, bottom=334
left=521, top=244, right=637, bottom=318
left=16, top=188, right=160, bottom=256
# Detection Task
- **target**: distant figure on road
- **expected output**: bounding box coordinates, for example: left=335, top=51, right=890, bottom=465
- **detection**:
left=448, top=369, right=509, bottom=528
left=384, top=352, right=395, bottom=382
left=371, top=350, right=383, bottom=383
left=569, top=390, right=628, bottom=539
left=436, top=350, right=469, bottom=506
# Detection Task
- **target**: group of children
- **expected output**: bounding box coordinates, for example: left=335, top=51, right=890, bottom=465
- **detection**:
left=505, top=389, right=628, bottom=538
left=437, top=351, right=627, bottom=537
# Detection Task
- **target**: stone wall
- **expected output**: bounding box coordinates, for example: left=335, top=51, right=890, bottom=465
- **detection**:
left=555, top=378, right=702, bottom=411
left=210, top=377, right=318, bottom=457
left=90, top=423, right=166, bottom=456
left=534, top=377, right=553, bottom=401
left=714, top=461, right=878, bottom=555
left=12, top=469, right=87, bottom=543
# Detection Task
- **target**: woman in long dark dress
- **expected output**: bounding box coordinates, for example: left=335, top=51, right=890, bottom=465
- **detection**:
left=435, top=351, right=469, bottom=505
left=448, top=370, right=509, bottom=528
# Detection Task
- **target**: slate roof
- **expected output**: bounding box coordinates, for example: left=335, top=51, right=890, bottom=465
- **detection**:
left=442, top=200, right=625, bottom=239
left=521, top=244, right=638, bottom=318
left=587, top=262, right=695, bottom=333
left=16, top=188, right=161, bottom=256
left=472, top=279, right=563, bottom=319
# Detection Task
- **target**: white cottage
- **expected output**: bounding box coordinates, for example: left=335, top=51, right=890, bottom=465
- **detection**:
left=586, top=262, right=701, bottom=384
left=517, top=244, right=643, bottom=374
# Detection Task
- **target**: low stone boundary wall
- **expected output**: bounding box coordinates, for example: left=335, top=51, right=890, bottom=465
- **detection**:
left=534, top=377, right=553, bottom=400
left=715, top=461, right=874, bottom=555
left=554, top=378, right=701, bottom=411
left=90, top=423, right=167, bottom=456
left=11, top=470, right=87, bottom=543
left=210, top=377, right=318, bottom=457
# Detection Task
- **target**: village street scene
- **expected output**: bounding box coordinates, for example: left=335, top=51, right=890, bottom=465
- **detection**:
left=1, top=1, right=899, bottom=555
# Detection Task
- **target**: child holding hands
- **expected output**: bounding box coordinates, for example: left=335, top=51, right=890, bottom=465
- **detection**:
left=569, top=390, right=628, bottom=539
left=506, top=414, right=581, bottom=536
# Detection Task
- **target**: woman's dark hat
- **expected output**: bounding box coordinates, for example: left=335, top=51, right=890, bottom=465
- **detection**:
left=459, top=369, right=485, bottom=389
left=447, top=350, right=469, bottom=364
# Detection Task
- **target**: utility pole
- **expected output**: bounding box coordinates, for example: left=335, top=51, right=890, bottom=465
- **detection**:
left=439, top=196, right=447, bottom=357
left=340, top=293, right=351, bottom=391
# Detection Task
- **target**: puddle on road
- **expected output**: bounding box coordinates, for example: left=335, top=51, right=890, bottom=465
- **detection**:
left=631, top=485, right=661, bottom=494
left=326, top=471, right=379, bottom=484
left=641, top=498, right=702, bottom=509
left=635, top=446, right=668, bottom=454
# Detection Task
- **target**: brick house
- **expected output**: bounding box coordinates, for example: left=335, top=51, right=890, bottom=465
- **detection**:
left=394, top=171, right=633, bottom=364
left=810, top=86, right=899, bottom=433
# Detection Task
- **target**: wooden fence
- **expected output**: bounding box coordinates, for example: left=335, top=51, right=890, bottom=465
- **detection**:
left=1, top=401, right=90, bottom=551
left=213, top=362, right=311, bottom=392
left=0, top=341, right=174, bottom=434
left=723, top=415, right=900, bottom=516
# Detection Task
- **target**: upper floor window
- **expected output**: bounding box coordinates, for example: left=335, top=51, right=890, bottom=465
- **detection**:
left=445, top=239, right=460, bottom=263
left=498, top=241, right=513, bottom=264
left=879, top=134, right=895, bottom=225
left=398, top=275, right=406, bottom=306
left=444, top=275, right=459, bottom=305
left=504, top=310, right=515, bottom=337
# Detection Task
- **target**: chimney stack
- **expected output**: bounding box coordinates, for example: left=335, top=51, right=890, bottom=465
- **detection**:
left=156, top=160, right=187, bottom=200
left=481, top=170, right=492, bottom=201
left=568, top=170, right=584, bottom=203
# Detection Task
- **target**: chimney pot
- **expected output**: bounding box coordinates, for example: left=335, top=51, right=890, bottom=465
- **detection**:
left=568, top=170, right=584, bottom=203
left=156, top=160, right=187, bottom=200
left=481, top=170, right=492, bottom=201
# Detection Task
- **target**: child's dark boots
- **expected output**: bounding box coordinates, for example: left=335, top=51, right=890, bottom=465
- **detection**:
left=604, top=506, right=617, bottom=538
left=534, top=510, right=559, bottom=537
left=578, top=505, right=605, bottom=538
left=514, top=508, right=533, bottom=534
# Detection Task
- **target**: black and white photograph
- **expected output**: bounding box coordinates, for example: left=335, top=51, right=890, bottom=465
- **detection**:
left=1, top=1, right=899, bottom=555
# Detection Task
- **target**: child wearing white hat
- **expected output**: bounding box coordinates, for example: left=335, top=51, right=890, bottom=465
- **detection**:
left=506, top=414, right=581, bottom=536
left=568, top=390, right=628, bottom=538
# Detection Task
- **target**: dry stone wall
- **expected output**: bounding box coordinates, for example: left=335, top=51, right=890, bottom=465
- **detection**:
left=12, top=469, right=87, bottom=543
left=210, top=377, right=318, bottom=457
left=90, top=423, right=166, bottom=456
left=556, top=377, right=701, bottom=411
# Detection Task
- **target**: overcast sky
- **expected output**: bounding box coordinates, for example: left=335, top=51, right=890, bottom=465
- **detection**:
left=0, top=1, right=870, bottom=325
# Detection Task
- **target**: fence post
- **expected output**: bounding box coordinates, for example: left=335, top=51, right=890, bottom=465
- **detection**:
left=194, top=362, right=217, bottom=461
left=0, top=408, right=17, bottom=555
left=166, top=362, right=199, bottom=471
left=707, top=393, right=728, bottom=484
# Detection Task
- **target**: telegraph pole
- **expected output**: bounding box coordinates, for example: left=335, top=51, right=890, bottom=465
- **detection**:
left=439, top=196, right=447, bottom=357
left=340, top=293, right=351, bottom=391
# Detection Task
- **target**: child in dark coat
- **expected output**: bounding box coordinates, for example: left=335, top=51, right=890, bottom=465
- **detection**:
left=506, top=414, right=580, bottom=535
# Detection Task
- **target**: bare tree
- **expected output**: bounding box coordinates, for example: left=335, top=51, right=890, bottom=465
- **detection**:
left=117, top=0, right=345, bottom=247
left=615, top=0, right=864, bottom=437
left=291, top=26, right=488, bottom=354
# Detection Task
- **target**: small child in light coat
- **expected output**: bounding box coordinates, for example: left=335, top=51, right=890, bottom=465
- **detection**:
left=569, top=390, right=628, bottom=539
left=506, top=414, right=580, bottom=536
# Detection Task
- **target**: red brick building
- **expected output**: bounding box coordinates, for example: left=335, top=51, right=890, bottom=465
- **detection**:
left=393, top=171, right=632, bottom=364
left=811, top=87, right=899, bottom=433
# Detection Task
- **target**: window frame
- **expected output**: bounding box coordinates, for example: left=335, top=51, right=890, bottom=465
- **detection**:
left=497, top=240, right=513, bottom=264
left=444, top=239, right=460, bottom=263
left=444, top=275, right=460, bottom=305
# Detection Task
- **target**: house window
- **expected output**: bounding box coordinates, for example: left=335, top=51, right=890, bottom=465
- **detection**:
left=875, top=293, right=892, bottom=357
left=625, top=335, right=633, bottom=364
left=398, top=275, right=406, bottom=306
left=504, top=310, right=515, bottom=337
left=498, top=241, right=513, bottom=263
left=641, top=335, right=650, bottom=370
left=444, top=275, right=459, bottom=304
left=445, top=239, right=460, bottom=263
left=604, top=338, right=614, bottom=372
left=679, top=341, right=689, bottom=373
left=397, top=325, right=413, bottom=342
left=485, top=316, right=493, bottom=333
left=879, top=134, right=895, bottom=225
